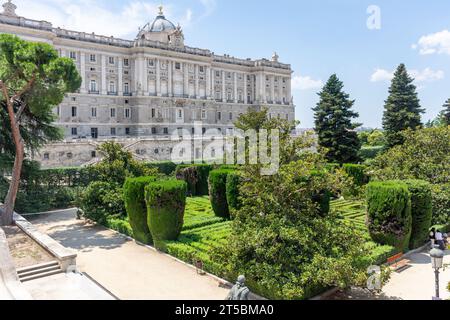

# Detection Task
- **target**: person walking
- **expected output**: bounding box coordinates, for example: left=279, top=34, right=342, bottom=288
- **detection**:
left=430, top=228, right=436, bottom=248
left=436, top=230, right=445, bottom=250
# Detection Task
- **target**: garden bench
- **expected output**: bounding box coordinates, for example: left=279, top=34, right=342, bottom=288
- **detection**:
left=387, top=253, right=410, bottom=272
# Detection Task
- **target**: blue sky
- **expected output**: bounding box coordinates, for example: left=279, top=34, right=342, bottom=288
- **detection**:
left=14, top=0, right=450, bottom=128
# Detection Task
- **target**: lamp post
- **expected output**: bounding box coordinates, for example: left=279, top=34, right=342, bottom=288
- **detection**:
left=430, top=245, right=445, bottom=299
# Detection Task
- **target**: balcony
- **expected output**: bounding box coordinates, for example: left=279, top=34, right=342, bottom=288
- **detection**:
left=88, top=90, right=99, bottom=95
left=107, top=91, right=118, bottom=96
left=215, top=99, right=223, bottom=102
left=123, top=92, right=132, bottom=96
left=226, top=99, right=234, bottom=103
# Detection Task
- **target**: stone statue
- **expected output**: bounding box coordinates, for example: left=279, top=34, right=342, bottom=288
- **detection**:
left=226, top=275, right=250, bottom=300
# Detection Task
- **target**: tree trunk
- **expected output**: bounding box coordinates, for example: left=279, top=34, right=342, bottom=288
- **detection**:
left=1, top=142, right=24, bottom=225
left=1, top=94, right=25, bottom=226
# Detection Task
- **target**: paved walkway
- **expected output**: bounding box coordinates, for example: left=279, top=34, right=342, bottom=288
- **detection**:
left=29, top=209, right=230, bottom=300
left=382, top=248, right=450, bottom=300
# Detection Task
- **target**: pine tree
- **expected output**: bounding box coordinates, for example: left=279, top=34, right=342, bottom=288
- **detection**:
left=313, top=74, right=361, bottom=164
left=442, top=98, right=450, bottom=126
left=382, top=64, right=424, bottom=148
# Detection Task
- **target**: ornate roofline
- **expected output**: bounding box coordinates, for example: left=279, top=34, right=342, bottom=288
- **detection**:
left=0, top=3, right=291, bottom=70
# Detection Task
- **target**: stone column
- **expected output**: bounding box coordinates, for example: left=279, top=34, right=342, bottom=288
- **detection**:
left=243, top=73, right=247, bottom=104
left=60, top=49, right=66, bottom=57
left=194, top=64, right=199, bottom=99
left=205, top=66, right=211, bottom=99
left=156, top=59, right=161, bottom=96
left=222, top=71, right=226, bottom=102
left=184, top=62, right=189, bottom=97
left=134, top=58, right=139, bottom=95
left=118, top=57, right=123, bottom=96
left=80, top=52, right=86, bottom=93
left=261, top=72, right=267, bottom=103
left=167, top=61, right=173, bottom=97
left=142, top=57, right=148, bottom=95
left=101, top=55, right=107, bottom=95
left=271, top=75, right=275, bottom=104
left=287, top=76, right=291, bottom=104
left=278, top=76, right=283, bottom=103
left=233, top=72, right=238, bottom=103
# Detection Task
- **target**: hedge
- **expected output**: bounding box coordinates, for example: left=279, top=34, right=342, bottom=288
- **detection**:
left=343, top=164, right=368, bottom=186
left=145, top=180, right=187, bottom=248
left=175, top=164, right=213, bottom=196
left=144, top=161, right=177, bottom=176
left=431, top=184, right=450, bottom=225
left=366, top=181, right=412, bottom=252
left=208, top=169, right=233, bottom=219
left=404, top=180, right=433, bottom=249
left=123, top=176, right=157, bottom=245
left=226, top=172, right=243, bottom=212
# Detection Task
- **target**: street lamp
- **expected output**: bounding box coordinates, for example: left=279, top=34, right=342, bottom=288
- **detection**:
left=430, top=245, right=445, bottom=299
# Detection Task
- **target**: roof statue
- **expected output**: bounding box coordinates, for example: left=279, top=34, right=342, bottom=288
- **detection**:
left=2, top=0, right=17, bottom=17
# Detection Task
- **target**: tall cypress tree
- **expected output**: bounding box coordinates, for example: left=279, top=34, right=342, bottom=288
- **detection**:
left=442, top=98, right=450, bottom=126
left=313, top=74, right=361, bottom=164
left=382, top=64, right=424, bottom=147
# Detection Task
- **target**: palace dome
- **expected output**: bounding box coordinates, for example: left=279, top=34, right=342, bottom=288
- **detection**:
left=149, top=13, right=176, bottom=33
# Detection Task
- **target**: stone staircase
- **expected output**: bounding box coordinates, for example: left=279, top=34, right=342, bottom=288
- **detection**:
left=17, top=261, right=63, bottom=283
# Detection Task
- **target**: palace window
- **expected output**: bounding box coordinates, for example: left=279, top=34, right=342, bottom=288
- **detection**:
left=151, top=108, right=156, bottom=118
left=44, top=153, right=50, bottom=160
left=109, top=81, right=116, bottom=93
left=216, top=71, right=220, bottom=77
left=70, top=51, right=76, bottom=60
left=91, top=151, right=96, bottom=158
left=199, top=66, right=204, bottom=73
left=163, top=128, right=169, bottom=135
left=110, top=128, right=116, bottom=136
left=217, top=112, right=221, bottom=120
left=123, top=59, right=129, bottom=66
left=229, top=112, right=233, bottom=120
left=71, top=106, right=77, bottom=117
left=227, top=72, right=231, bottom=79
left=109, top=57, right=115, bottom=65
left=148, top=59, right=155, bottom=67
left=124, top=83, right=129, bottom=93
left=91, top=107, right=97, bottom=117
left=90, top=54, right=96, bottom=62
left=67, top=152, right=73, bottom=159
left=71, top=128, right=77, bottom=136
left=125, top=108, right=131, bottom=119
left=110, top=108, right=116, bottom=118
left=175, top=62, right=181, bottom=70
left=125, top=128, right=130, bottom=135
left=151, top=127, right=157, bottom=134
left=90, top=80, right=97, bottom=92
left=177, top=109, right=183, bottom=119
left=201, top=110, right=207, bottom=120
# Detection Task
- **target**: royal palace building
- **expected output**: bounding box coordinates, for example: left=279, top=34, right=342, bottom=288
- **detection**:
left=0, top=0, right=295, bottom=167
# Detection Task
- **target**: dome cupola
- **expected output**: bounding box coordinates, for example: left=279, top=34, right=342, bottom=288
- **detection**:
left=137, top=6, right=178, bottom=43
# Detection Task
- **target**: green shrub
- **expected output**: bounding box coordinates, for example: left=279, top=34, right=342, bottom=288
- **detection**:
left=106, top=218, right=133, bottom=238
left=431, top=184, right=450, bottom=225
left=123, top=176, right=157, bottom=245
left=208, top=169, right=233, bottom=219
left=359, top=146, right=384, bottom=161
left=309, top=170, right=332, bottom=216
left=145, top=180, right=187, bottom=247
left=343, top=164, right=368, bottom=186
left=226, top=172, right=243, bottom=211
left=175, top=164, right=213, bottom=196
left=324, top=163, right=341, bottom=173
left=80, top=181, right=124, bottom=224
left=145, top=161, right=177, bottom=176
left=366, top=181, right=412, bottom=252
left=403, top=180, right=433, bottom=249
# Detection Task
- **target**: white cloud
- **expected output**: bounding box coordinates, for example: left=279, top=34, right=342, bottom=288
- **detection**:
left=291, top=75, right=323, bottom=91
left=370, top=67, right=444, bottom=83
left=370, top=68, right=394, bottom=82
left=14, top=0, right=211, bottom=39
left=413, top=29, right=450, bottom=55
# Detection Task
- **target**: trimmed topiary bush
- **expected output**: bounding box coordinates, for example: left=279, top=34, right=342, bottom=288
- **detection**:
left=431, top=184, right=450, bottom=225
left=226, top=172, right=243, bottom=212
left=123, top=176, right=157, bottom=245
left=144, top=161, right=177, bottom=176
left=175, top=164, right=213, bottom=196
left=366, top=181, right=412, bottom=252
left=208, top=169, right=233, bottom=219
left=343, top=164, right=368, bottom=186
left=145, top=180, right=187, bottom=248
left=404, top=180, right=432, bottom=249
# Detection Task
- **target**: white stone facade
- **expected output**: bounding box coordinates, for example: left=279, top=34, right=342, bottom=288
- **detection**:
left=0, top=2, right=295, bottom=167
